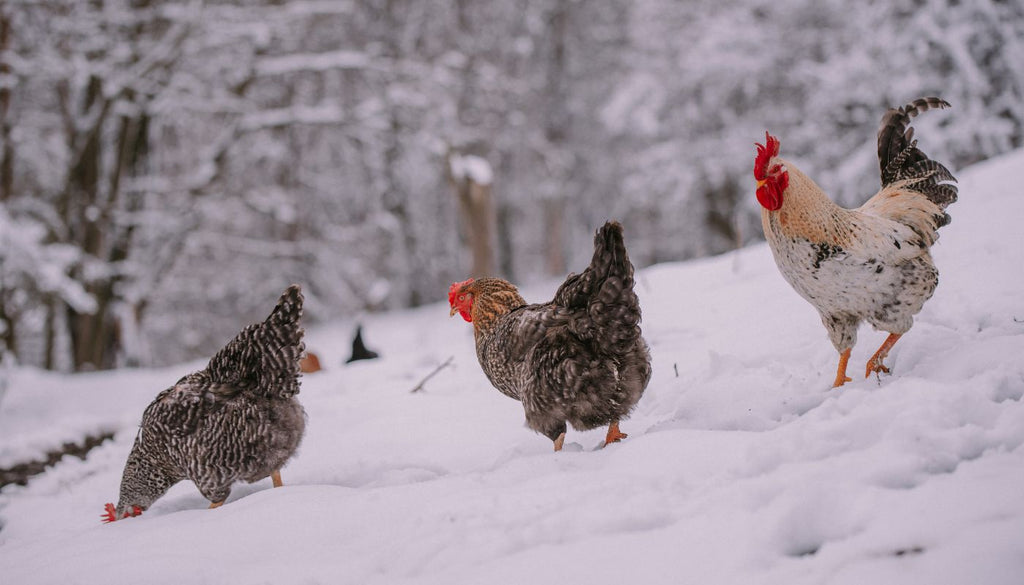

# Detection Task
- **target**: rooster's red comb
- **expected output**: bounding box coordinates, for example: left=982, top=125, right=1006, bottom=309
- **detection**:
left=754, top=131, right=781, bottom=181
left=448, top=278, right=473, bottom=306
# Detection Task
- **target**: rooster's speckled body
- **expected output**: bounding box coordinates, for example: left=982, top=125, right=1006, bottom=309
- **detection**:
left=110, top=285, right=306, bottom=519
left=757, top=98, right=958, bottom=385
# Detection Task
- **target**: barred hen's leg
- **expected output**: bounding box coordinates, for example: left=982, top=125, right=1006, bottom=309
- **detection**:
left=866, top=333, right=902, bottom=378
left=833, top=348, right=853, bottom=388
left=604, top=421, right=628, bottom=446
left=271, top=470, right=283, bottom=488
left=553, top=433, right=566, bottom=452
left=209, top=501, right=224, bottom=509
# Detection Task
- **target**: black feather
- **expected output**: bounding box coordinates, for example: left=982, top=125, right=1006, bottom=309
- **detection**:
left=877, top=97, right=958, bottom=210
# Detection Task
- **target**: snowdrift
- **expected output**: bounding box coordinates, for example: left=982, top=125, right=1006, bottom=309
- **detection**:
left=1, top=150, right=1022, bottom=584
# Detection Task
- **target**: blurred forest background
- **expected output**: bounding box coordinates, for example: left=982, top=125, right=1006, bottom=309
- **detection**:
left=0, top=0, right=1021, bottom=371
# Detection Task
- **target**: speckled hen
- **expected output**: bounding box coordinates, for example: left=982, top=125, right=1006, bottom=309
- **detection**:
left=103, top=285, right=307, bottom=522
left=449, top=222, right=652, bottom=451
left=755, top=98, right=958, bottom=387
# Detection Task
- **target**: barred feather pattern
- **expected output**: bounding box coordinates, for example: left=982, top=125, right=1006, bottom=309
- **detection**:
left=466, top=222, right=652, bottom=442
left=113, top=285, right=307, bottom=518
left=877, top=97, right=958, bottom=212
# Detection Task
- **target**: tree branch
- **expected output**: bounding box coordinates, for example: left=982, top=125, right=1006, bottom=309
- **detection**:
left=409, top=356, right=454, bottom=393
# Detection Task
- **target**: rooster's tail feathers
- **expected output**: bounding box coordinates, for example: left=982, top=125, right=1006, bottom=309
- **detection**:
left=877, top=97, right=958, bottom=210
left=206, top=285, right=305, bottom=397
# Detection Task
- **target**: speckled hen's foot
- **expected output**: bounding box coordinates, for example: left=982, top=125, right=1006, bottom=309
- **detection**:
left=833, top=348, right=853, bottom=388
left=865, top=333, right=902, bottom=379
left=209, top=501, right=224, bottom=509
left=553, top=432, right=566, bottom=452
left=603, top=421, right=628, bottom=446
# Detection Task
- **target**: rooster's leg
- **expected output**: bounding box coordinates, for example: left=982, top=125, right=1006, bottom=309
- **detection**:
left=833, top=348, right=853, bottom=388
left=604, top=421, right=628, bottom=446
left=553, top=432, right=566, bottom=452
left=209, top=501, right=224, bottom=509
left=271, top=470, right=283, bottom=488
left=865, top=333, right=902, bottom=378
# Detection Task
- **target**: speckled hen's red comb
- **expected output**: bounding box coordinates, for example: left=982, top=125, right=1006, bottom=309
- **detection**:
left=754, top=131, right=781, bottom=181
left=101, top=502, right=142, bottom=523
left=448, top=278, right=473, bottom=307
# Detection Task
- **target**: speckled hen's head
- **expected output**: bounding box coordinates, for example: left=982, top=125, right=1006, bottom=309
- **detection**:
left=448, top=278, right=526, bottom=331
left=449, top=278, right=475, bottom=322
left=754, top=132, right=789, bottom=211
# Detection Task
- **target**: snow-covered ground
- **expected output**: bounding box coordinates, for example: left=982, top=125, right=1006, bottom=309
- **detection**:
left=1, top=150, right=1022, bottom=584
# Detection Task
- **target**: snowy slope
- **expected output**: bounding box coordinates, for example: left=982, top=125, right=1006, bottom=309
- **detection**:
left=1, top=150, right=1023, bottom=585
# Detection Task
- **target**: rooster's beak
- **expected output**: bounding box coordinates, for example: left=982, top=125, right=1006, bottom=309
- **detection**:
left=449, top=306, right=458, bottom=317
left=756, top=179, right=767, bottom=188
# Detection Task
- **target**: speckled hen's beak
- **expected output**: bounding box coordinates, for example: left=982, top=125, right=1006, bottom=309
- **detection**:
left=449, top=306, right=458, bottom=317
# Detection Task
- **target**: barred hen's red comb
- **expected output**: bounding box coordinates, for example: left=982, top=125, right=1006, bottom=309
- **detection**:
left=101, top=503, right=142, bottom=523
left=449, top=278, right=473, bottom=307
left=101, top=503, right=118, bottom=523
left=754, top=131, right=781, bottom=181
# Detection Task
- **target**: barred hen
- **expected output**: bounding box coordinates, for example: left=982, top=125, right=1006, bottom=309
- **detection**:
left=755, top=98, right=957, bottom=387
left=449, top=222, right=651, bottom=451
left=103, top=285, right=307, bottom=522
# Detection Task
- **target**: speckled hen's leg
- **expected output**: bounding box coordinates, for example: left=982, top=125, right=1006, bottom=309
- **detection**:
left=271, top=470, right=283, bottom=488
left=553, top=433, right=566, bottom=452
left=866, top=333, right=902, bottom=379
left=833, top=348, right=853, bottom=388
left=603, top=421, right=628, bottom=446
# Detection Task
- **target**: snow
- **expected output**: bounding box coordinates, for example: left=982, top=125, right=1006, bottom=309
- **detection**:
left=449, top=153, right=494, bottom=186
left=1, top=150, right=1023, bottom=583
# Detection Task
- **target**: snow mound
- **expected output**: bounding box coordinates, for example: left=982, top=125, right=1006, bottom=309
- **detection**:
left=1, top=150, right=1022, bottom=584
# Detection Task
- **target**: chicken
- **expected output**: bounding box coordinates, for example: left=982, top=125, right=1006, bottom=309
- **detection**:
left=103, top=285, right=307, bottom=522
left=448, top=221, right=651, bottom=451
left=755, top=97, right=958, bottom=387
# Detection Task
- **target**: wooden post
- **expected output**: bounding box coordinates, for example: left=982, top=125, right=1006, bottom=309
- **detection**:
left=446, top=149, right=496, bottom=278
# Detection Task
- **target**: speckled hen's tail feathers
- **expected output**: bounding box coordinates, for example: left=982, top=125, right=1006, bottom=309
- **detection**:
left=877, top=98, right=958, bottom=220
left=205, top=285, right=305, bottom=398
left=552, top=222, right=641, bottom=353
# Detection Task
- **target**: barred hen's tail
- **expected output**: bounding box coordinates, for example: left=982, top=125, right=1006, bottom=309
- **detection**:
left=877, top=97, right=958, bottom=225
left=553, top=222, right=642, bottom=354
left=206, top=285, right=305, bottom=398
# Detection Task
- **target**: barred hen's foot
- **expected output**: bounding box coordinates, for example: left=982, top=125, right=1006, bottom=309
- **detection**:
left=553, top=432, right=566, bottom=452
left=271, top=470, right=283, bottom=488
left=865, top=333, right=902, bottom=379
left=603, top=421, right=628, bottom=446
left=833, top=349, right=853, bottom=388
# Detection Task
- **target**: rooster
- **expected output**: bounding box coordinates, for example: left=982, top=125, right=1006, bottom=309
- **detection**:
left=449, top=222, right=651, bottom=451
left=103, top=285, right=307, bottom=522
left=755, top=97, right=958, bottom=387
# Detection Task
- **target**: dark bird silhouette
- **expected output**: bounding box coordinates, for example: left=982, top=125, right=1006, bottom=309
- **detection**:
left=346, top=325, right=379, bottom=363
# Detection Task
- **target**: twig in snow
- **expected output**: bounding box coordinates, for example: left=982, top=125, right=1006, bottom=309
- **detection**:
left=674, top=363, right=679, bottom=378
left=410, top=356, right=454, bottom=393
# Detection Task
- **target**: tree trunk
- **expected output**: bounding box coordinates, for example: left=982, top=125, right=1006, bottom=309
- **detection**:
left=543, top=198, right=566, bottom=276
left=0, top=8, right=13, bottom=202
left=447, top=151, right=496, bottom=278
